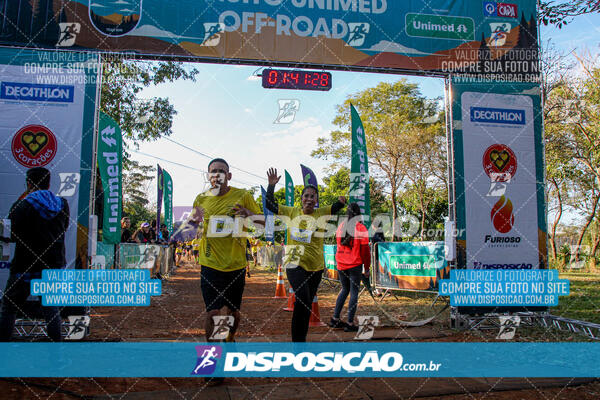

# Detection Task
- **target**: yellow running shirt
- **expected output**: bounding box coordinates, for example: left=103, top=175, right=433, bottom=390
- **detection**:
left=278, top=205, right=333, bottom=272
left=193, top=187, right=261, bottom=272
left=191, top=238, right=201, bottom=251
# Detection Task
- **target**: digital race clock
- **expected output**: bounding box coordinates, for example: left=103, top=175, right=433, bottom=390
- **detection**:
left=261, top=68, right=332, bottom=91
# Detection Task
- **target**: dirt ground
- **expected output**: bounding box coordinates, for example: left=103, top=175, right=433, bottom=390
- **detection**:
left=1, top=261, right=598, bottom=399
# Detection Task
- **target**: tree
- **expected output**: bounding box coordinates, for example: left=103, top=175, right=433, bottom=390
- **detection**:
left=312, top=80, right=442, bottom=239
left=99, top=58, right=198, bottom=226
left=544, top=55, right=600, bottom=261
left=121, top=159, right=155, bottom=230
left=100, top=57, right=198, bottom=152
left=539, top=1, right=600, bottom=28
left=398, top=187, right=448, bottom=241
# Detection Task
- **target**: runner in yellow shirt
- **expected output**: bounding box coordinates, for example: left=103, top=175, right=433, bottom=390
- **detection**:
left=190, top=158, right=263, bottom=345
left=265, top=167, right=346, bottom=342
left=191, top=236, right=201, bottom=264
left=175, top=242, right=183, bottom=266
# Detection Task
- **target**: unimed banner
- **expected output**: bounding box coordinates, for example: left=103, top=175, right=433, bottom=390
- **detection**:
left=375, top=242, right=448, bottom=292
left=98, top=112, right=123, bottom=244
left=451, top=81, right=546, bottom=271
left=0, top=1, right=539, bottom=79
left=0, top=47, right=98, bottom=297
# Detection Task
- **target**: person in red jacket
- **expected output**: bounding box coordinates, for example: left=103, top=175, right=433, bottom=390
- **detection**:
left=329, top=203, right=371, bottom=332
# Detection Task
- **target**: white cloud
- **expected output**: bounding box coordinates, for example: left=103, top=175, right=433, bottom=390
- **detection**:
left=246, top=75, right=260, bottom=81
left=112, top=0, right=130, bottom=4
left=90, top=3, right=105, bottom=7
left=360, top=40, right=442, bottom=56
left=244, top=108, right=253, bottom=113
left=129, top=24, right=203, bottom=40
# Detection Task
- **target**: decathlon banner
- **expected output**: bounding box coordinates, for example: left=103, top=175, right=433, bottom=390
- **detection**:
left=163, top=169, right=173, bottom=237
left=97, top=112, right=123, bottom=245
left=285, top=170, right=294, bottom=207
left=375, top=242, right=448, bottom=291
left=0, top=342, right=598, bottom=377
left=451, top=81, right=546, bottom=272
left=349, top=104, right=371, bottom=227
left=0, top=1, right=539, bottom=80
left=0, top=48, right=99, bottom=296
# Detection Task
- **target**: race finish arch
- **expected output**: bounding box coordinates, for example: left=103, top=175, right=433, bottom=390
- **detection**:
left=0, top=1, right=545, bottom=315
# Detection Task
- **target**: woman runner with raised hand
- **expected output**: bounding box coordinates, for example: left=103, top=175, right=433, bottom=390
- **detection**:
left=265, top=167, right=346, bottom=342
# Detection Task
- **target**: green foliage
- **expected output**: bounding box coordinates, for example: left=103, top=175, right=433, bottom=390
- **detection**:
left=312, top=80, right=446, bottom=239
left=100, top=59, right=197, bottom=228
left=398, top=187, right=448, bottom=240
left=100, top=58, right=198, bottom=150
left=539, top=1, right=600, bottom=28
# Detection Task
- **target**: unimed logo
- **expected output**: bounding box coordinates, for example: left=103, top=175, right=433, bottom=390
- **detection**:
left=470, top=107, right=525, bottom=125
left=1, top=82, right=74, bottom=103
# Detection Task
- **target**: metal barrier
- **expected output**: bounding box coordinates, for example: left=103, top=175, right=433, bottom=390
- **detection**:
left=109, top=243, right=175, bottom=277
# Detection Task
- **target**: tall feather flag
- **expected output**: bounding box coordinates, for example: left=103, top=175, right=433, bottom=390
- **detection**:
left=300, top=163, right=319, bottom=208
left=261, top=186, right=275, bottom=242
left=350, top=104, right=371, bottom=227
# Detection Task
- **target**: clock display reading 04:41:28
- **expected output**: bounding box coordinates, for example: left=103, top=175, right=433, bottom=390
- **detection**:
left=261, top=68, right=332, bottom=91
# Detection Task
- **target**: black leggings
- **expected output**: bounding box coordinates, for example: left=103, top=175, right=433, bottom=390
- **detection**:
left=333, top=265, right=362, bottom=324
left=286, top=267, right=323, bottom=342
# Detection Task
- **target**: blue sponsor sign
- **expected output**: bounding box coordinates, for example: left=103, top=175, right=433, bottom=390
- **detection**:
left=483, top=1, right=497, bottom=16
left=0, top=343, right=598, bottom=377
left=439, top=269, right=569, bottom=306
left=0, top=82, right=75, bottom=103
left=470, top=106, right=526, bottom=125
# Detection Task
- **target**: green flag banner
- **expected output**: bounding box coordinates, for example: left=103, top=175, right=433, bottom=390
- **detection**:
left=98, top=112, right=123, bottom=244
left=350, top=104, right=371, bottom=227
left=284, top=170, right=294, bottom=207
left=375, top=241, right=449, bottom=291
left=163, top=169, right=173, bottom=238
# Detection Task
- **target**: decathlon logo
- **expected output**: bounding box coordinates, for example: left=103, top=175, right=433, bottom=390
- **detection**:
left=1, top=82, right=74, bottom=103
left=192, top=345, right=223, bottom=375
left=470, top=107, right=525, bottom=125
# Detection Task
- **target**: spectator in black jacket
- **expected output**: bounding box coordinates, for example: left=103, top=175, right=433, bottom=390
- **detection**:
left=0, top=167, right=69, bottom=341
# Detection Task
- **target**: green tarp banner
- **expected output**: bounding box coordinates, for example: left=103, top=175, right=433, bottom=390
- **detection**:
left=375, top=241, right=448, bottom=291
left=163, top=169, right=173, bottom=238
left=97, top=112, right=123, bottom=244
left=349, top=104, right=371, bottom=227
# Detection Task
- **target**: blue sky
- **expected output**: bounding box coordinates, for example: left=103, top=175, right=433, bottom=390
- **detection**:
left=131, top=14, right=600, bottom=209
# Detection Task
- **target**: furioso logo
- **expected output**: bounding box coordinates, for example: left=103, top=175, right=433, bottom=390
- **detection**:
left=11, top=125, right=57, bottom=168
left=491, top=195, right=514, bottom=233
left=483, top=144, right=517, bottom=181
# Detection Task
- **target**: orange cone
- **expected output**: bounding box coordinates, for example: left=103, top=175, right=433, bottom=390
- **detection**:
left=283, top=288, right=295, bottom=312
left=309, top=295, right=326, bottom=327
left=273, top=265, right=287, bottom=298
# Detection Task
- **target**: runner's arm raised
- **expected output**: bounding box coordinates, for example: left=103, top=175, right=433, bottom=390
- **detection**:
left=331, top=196, right=346, bottom=214
left=265, top=167, right=281, bottom=214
